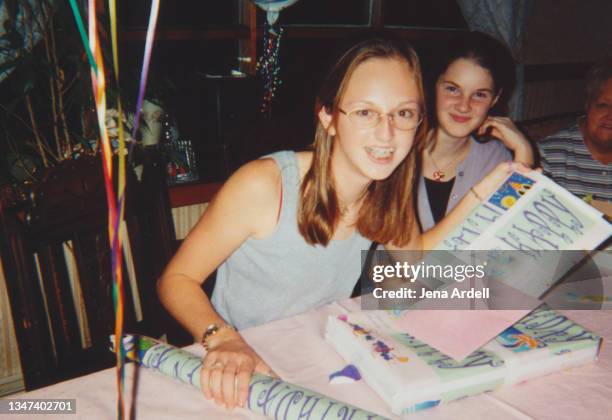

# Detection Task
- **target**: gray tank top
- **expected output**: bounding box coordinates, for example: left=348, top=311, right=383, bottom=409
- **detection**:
left=212, top=151, right=372, bottom=329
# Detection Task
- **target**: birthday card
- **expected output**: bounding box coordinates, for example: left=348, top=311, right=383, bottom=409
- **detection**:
left=395, top=171, right=611, bottom=360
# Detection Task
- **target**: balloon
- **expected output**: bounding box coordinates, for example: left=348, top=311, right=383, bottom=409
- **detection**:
left=251, top=0, right=300, bottom=25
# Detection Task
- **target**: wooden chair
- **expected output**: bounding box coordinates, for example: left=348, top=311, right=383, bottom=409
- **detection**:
left=0, top=154, right=177, bottom=390
left=518, top=112, right=580, bottom=143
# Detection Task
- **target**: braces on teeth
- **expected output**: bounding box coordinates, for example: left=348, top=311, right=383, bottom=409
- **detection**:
left=368, top=147, right=393, bottom=158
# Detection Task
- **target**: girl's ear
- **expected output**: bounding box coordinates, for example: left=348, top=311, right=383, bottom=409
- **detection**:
left=317, top=107, right=336, bottom=136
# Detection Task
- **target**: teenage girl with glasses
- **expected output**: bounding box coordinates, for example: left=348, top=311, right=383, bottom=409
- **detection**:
left=157, top=37, right=531, bottom=410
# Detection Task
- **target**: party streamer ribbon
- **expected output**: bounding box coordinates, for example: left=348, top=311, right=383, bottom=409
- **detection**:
left=86, top=1, right=127, bottom=418
left=119, top=0, right=160, bottom=258
left=129, top=0, right=161, bottom=147
left=67, top=0, right=98, bottom=74
left=108, top=5, right=162, bottom=415
left=111, top=335, right=389, bottom=420
left=107, top=4, right=127, bottom=340
left=67, top=0, right=162, bottom=417
left=106, top=1, right=128, bottom=418
left=67, top=0, right=126, bottom=417
left=108, top=0, right=126, bottom=225
left=68, top=0, right=162, bottom=416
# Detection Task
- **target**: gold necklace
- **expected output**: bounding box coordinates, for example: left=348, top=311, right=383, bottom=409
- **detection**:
left=339, top=203, right=349, bottom=218
left=339, top=193, right=366, bottom=219
left=428, top=148, right=462, bottom=182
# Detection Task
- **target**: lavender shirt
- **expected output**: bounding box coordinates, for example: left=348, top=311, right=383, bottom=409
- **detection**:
left=417, top=137, right=512, bottom=231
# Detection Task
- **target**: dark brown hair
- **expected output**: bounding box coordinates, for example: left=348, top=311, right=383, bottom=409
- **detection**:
left=429, top=31, right=516, bottom=120
left=298, top=38, right=428, bottom=247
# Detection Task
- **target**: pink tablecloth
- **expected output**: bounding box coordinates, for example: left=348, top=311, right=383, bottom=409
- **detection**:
left=12, top=301, right=612, bottom=420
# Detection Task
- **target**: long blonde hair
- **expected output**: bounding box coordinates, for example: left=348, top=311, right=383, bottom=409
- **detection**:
left=298, top=38, right=428, bottom=246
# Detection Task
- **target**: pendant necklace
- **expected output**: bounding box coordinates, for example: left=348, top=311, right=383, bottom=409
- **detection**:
left=339, top=193, right=366, bottom=219
left=339, top=203, right=349, bottom=218
left=428, top=148, right=464, bottom=182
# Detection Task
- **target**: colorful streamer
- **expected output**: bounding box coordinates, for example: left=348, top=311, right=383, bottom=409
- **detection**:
left=66, top=0, right=98, bottom=74
left=84, top=1, right=127, bottom=418
left=67, top=1, right=161, bottom=418
left=129, top=0, right=161, bottom=147
left=111, top=335, right=389, bottom=420
left=108, top=0, right=126, bottom=225
left=106, top=1, right=128, bottom=418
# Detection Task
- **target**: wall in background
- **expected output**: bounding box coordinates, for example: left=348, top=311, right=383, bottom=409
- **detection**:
left=523, top=0, right=612, bottom=65
left=521, top=0, right=612, bottom=120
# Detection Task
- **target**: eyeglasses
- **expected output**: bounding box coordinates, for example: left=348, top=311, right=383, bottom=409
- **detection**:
left=338, top=107, right=423, bottom=131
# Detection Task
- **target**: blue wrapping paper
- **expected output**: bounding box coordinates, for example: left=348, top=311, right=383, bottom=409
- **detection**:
left=111, top=334, right=388, bottom=420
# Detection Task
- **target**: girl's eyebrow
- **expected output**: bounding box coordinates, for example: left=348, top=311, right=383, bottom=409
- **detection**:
left=441, top=80, right=493, bottom=94
left=344, top=99, right=421, bottom=108
left=395, top=100, right=421, bottom=107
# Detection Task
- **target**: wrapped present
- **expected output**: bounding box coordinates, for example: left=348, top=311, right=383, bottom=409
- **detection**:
left=111, top=334, right=388, bottom=420
left=325, top=306, right=602, bottom=416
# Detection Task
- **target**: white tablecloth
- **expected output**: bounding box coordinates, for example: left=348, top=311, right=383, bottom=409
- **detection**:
left=11, top=300, right=612, bottom=420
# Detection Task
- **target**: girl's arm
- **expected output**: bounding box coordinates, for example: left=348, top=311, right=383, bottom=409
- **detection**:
left=157, top=158, right=281, bottom=409
left=422, top=161, right=534, bottom=249
left=387, top=161, right=533, bottom=251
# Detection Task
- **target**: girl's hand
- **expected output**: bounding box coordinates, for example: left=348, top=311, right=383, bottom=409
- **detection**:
left=200, top=331, right=274, bottom=410
left=478, top=117, right=534, bottom=166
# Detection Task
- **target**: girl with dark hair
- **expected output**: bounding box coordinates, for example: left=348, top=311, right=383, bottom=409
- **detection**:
left=418, top=31, right=534, bottom=230
left=157, top=37, right=530, bottom=410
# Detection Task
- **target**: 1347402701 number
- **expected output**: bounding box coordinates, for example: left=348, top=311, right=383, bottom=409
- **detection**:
left=0, top=399, right=76, bottom=414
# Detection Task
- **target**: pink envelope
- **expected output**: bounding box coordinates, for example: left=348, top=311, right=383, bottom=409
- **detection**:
left=398, top=309, right=530, bottom=361
left=395, top=272, right=542, bottom=360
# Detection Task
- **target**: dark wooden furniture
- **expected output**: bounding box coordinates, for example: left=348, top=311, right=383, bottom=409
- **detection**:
left=168, top=182, right=221, bottom=208
left=0, top=155, right=177, bottom=390
left=519, top=112, right=581, bottom=143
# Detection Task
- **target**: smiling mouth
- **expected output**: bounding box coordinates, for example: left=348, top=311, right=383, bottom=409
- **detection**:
left=365, top=146, right=395, bottom=159
left=450, top=114, right=471, bottom=123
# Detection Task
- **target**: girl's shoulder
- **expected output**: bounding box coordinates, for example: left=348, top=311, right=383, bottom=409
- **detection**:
left=208, top=157, right=284, bottom=239
left=469, top=136, right=512, bottom=159
left=225, top=157, right=282, bottom=202
left=294, top=151, right=313, bottom=179
left=219, top=150, right=313, bottom=215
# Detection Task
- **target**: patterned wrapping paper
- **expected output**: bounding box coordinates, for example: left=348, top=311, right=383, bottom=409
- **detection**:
left=111, top=335, right=388, bottom=420
left=325, top=306, right=602, bottom=416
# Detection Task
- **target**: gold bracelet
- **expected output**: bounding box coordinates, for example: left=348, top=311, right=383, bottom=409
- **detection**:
left=470, top=187, right=484, bottom=202
left=200, top=323, right=236, bottom=351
